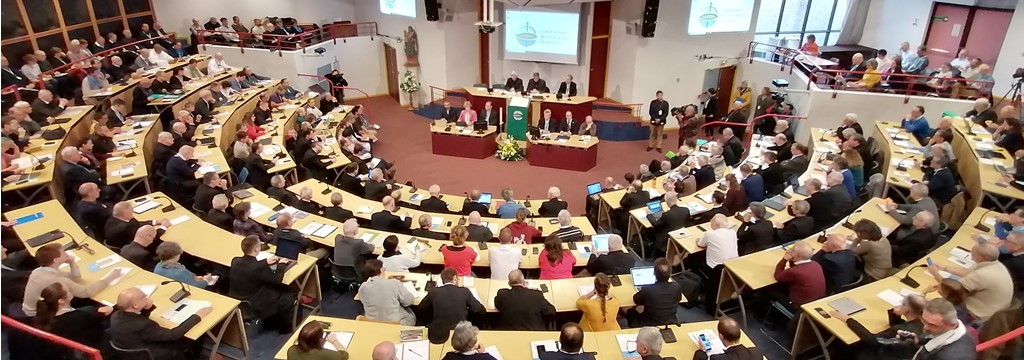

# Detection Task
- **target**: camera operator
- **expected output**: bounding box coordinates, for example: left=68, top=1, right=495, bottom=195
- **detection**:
left=674, top=105, right=702, bottom=148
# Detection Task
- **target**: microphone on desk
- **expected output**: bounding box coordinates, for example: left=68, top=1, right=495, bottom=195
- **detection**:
left=160, top=280, right=191, bottom=302
left=609, top=266, right=622, bottom=287
left=524, top=195, right=531, bottom=208
left=464, top=192, right=470, bottom=204
left=26, top=152, right=48, bottom=171
left=963, top=118, right=976, bottom=136
left=973, top=209, right=994, bottom=232
left=660, top=323, right=681, bottom=343
left=898, top=264, right=928, bottom=288
left=895, top=157, right=914, bottom=172
left=151, top=195, right=177, bottom=212
left=60, top=231, right=94, bottom=255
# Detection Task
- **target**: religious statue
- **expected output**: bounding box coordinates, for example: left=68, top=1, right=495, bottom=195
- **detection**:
left=403, top=26, right=420, bottom=67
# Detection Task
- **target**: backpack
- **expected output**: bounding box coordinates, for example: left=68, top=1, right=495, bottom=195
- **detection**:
left=673, top=270, right=703, bottom=308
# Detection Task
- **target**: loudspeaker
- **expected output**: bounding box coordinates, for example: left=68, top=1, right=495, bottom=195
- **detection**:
left=641, top=0, right=660, bottom=38
left=425, top=0, right=441, bottom=22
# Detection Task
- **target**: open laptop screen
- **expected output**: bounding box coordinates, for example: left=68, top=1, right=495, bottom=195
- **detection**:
left=586, top=183, right=602, bottom=196
left=630, top=266, right=657, bottom=287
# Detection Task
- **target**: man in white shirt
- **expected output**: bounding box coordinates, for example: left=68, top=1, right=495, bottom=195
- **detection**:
left=489, top=228, right=522, bottom=280
left=696, top=213, right=739, bottom=315
left=874, top=49, right=893, bottom=74
left=207, top=53, right=230, bottom=74
left=147, top=45, right=174, bottom=68
left=898, top=41, right=917, bottom=69
left=216, top=17, right=240, bottom=42
left=949, top=49, right=970, bottom=71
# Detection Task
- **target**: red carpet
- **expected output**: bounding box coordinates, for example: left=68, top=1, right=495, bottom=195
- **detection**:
left=351, top=96, right=673, bottom=215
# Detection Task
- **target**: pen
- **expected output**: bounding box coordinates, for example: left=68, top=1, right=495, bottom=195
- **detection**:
left=408, top=349, right=422, bottom=357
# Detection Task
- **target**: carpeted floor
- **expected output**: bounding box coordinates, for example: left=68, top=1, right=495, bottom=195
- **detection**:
left=350, top=96, right=676, bottom=215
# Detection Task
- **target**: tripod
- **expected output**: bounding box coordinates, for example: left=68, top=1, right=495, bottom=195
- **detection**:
left=995, top=77, right=1023, bottom=120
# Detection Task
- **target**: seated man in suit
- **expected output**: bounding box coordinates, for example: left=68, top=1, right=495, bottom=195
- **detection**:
left=419, top=267, right=486, bottom=344
left=206, top=194, right=234, bottom=231
left=812, top=234, right=858, bottom=294
left=105, top=201, right=170, bottom=248
left=266, top=175, right=299, bottom=206
left=774, top=200, right=815, bottom=243
left=739, top=164, right=765, bottom=203
left=479, top=101, right=500, bottom=130
left=923, top=156, right=956, bottom=207
left=419, top=184, right=450, bottom=213
left=889, top=211, right=937, bottom=266
left=337, top=163, right=365, bottom=196
left=412, top=214, right=448, bottom=240
left=58, top=146, right=105, bottom=196
left=526, top=72, right=547, bottom=93
left=29, top=90, right=68, bottom=125
left=647, top=192, right=692, bottom=254
left=323, top=192, right=355, bottom=223
left=494, top=269, right=556, bottom=330
left=438, top=101, right=459, bottom=123
left=781, top=142, right=809, bottom=181
left=229, top=235, right=296, bottom=332
left=560, top=111, right=581, bottom=134
left=463, top=189, right=491, bottom=216
left=628, top=258, right=684, bottom=327
left=693, top=191, right=730, bottom=225
left=193, top=90, right=216, bottom=123
left=164, top=145, right=201, bottom=202
left=692, top=155, right=717, bottom=189
left=817, top=173, right=854, bottom=229
left=370, top=196, right=412, bottom=234
left=539, top=323, right=594, bottom=360
left=585, top=234, right=634, bottom=276
left=357, top=258, right=417, bottom=325
left=758, top=151, right=786, bottom=196
left=120, top=225, right=160, bottom=270
left=737, top=202, right=776, bottom=255
left=273, top=213, right=328, bottom=259
left=885, top=183, right=941, bottom=233
left=334, top=219, right=375, bottom=270
left=465, top=211, right=493, bottom=242
left=73, top=183, right=112, bottom=238
left=364, top=168, right=392, bottom=201
left=693, top=317, right=763, bottom=360
left=151, top=132, right=177, bottom=175
left=537, top=109, right=561, bottom=133
left=293, top=187, right=323, bottom=215
left=193, top=172, right=228, bottom=214
left=110, top=287, right=211, bottom=360
left=556, top=74, right=578, bottom=97
left=767, top=134, right=793, bottom=162
left=504, top=71, right=524, bottom=92
left=721, top=128, right=745, bottom=167
left=616, top=180, right=650, bottom=230
left=539, top=187, right=569, bottom=217
left=802, top=179, right=835, bottom=231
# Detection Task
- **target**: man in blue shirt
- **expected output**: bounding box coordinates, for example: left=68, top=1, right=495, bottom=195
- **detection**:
left=904, top=45, right=929, bottom=75
left=832, top=158, right=858, bottom=200
left=739, top=163, right=765, bottom=203
left=496, top=187, right=526, bottom=219
left=901, top=105, right=932, bottom=142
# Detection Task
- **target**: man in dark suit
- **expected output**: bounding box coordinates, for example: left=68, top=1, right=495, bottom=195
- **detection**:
left=164, top=146, right=201, bottom=201
left=419, top=185, right=450, bottom=213
left=228, top=235, right=296, bottom=332
left=781, top=143, right=809, bottom=181
left=767, top=134, right=793, bottom=162
left=527, top=72, right=547, bottom=93
left=338, top=164, right=365, bottom=196
left=1, top=56, right=31, bottom=89
left=323, top=192, right=355, bottom=223
left=736, top=202, right=776, bottom=255
left=693, top=192, right=731, bottom=225
left=58, top=146, right=105, bottom=199
left=822, top=172, right=853, bottom=221
left=504, top=72, right=524, bottom=92
left=693, top=317, right=762, bottom=360
left=758, top=152, right=786, bottom=196
left=722, top=128, right=745, bottom=163
left=924, top=156, right=956, bottom=206
left=364, top=169, right=391, bottom=201
left=193, top=91, right=216, bottom=123
left=836, top=114, right=864, bottom=142
left=585, top=234, right=634, bottom=275
left=843, top=53, right=867, bottom=80
left=465, top=212, right=493, bottom=242
left=804, top=178, right=846, bottom=231
left=120, top=225, right=159, bottom=270
left=411, top=214, right=448, bottom=240
left=193, top=172, right=228, bottom=214
left=29, top=90, right=67, bottom=125
left=647, top=193, right=692, bottom=254
left=151, top=132, right=176, bottom=176
left=103, top=56, right=131, bottom=83
left=73, top=183, right=112, bottom=239
left=245, top=142, right=272, bottom=190
left=479, top=101, right=500, bottom=129
left=538, top=187, right=569, bottom=217
left=537, top=109, right=561, bottom=133
left=370, top=196, right=412, bottom=234
left=131, top=78, right=158, bottom=115
left=559, top=111, right=581, bottom=134
left=293, top=187, right=324, bottom=215
left=693, top=156, right=717, bottom=189
left=538, top=323, right=594, bottom=360
left=889, top=211, right=937, bottom=266
left=266, top=175, right=299, bottom=206
left=774, top=200, right=815, bottom=243
left=463, top=190, right=491, bottom=216
left=206, top=195, right=234, bottom=231
left=494, top=269, right=555, bottom=330
left=438, top=101, right=459, bottom=123
left=739, top=164, right=766, bottom=203
left=105, top=201, right=170, bottom=248
left=628, top=258, right=684, bottom=327
left=110, top=287, right=210, bottom=360
left=301, top=141, right=333, bottom=182
left=419, top=268, right=485, bottom=344
left=812, top=234, right=859, bottom=294
left=556, top=75, right=577, bottom=97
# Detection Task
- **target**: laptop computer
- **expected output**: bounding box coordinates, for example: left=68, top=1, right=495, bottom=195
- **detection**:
left=478, top=192, right=493, bottom=204
left=630, top=266, right=657, bottom=291
left=273, top=238, right=302, bottom=272
left=828, top=297, right=866, bottom=316
left=586, top=183, right=602, bottom=196
left=646, top=201, right=664, bottom=221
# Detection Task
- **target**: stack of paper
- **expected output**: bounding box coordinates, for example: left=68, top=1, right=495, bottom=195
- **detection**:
left=396, top=340, right=429, bottom=360
left=948, top=247, right=975, bottom=268
left=299, top=222, right=325, bottom=235
left=248, top=202, right=271, bottom=217
left=313, top=224, right=337, bottom=238
left=616, top=333, right=641, bottom=360
left=484, top=346, right=504, bottom=360
left=132, top=200, right=160, bottom=213
left=577, top=284, right=595, bottom=297
left=530, top=340, right=560, bottom=360
left=107, top=267, right=133, bottom=285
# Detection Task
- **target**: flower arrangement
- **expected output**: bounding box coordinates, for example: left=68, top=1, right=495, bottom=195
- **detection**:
left=496, top=134, right=525, bottom=161
left=399, top=70, right=420, bottom=94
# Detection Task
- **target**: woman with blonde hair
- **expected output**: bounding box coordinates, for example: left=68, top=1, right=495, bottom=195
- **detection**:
left=841, top=148, right=866, bottom=189
left=575, top=273, right=621, bottom=331
left=440, top=225, right=478, bottom=277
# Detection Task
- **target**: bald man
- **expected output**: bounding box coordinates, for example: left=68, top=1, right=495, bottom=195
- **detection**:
left=585, top=234, right=633, bottom=276
left=72, top=182, right=111, bottom=235
left=462, top=189, right=491, bottom=216
left=29, top=89, right=68, bottom=125
left=811, top=234, right=858, bottom=293
left=889, top=211, right=936, bottom=266
left=466, top=211, right=493, bottom=242
left=547, top=322, right=587, bottom=359
left=110, top=286, right=211, bottom=360
left=419, top=184, right=450, bottom=213
left=494, top=269, right=555, bottom=331
left=372, top=341, right=399, bottom=360
left=120, top=225, right=160, bottom=270
left=164, top=145, right=201, bottom=200
left=152, top=131, right=176, bottom=171
left=370, top=196, right=412, bottom=233
left=105, top=201, right=170, bottom=248
left=773, top=241, right=826, bottom=307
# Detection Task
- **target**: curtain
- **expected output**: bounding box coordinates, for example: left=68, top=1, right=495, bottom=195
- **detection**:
left=835, top=0, right=871, bottom=45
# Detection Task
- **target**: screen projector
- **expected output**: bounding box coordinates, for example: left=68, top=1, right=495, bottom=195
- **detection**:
left=380, top=0, right=416, bottom=18
left=688, top=0, right=755, bottom=35
left=504, top=7, right=581, bottom=64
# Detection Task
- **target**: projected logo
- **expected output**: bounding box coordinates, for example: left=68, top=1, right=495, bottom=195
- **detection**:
left=384, top=0, right=396, bottom=9
left=699, top=2, right=719, bottom=28
left=516, top=22, right=538, bottom=47
left=512, top=110, right=525, bottom=122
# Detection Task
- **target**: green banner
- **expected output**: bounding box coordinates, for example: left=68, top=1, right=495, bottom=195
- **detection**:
left=507, top=97, right=530, bottom=141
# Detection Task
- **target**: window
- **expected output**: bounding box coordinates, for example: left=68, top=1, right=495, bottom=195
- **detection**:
left=755, top=0, right=849, bottom=47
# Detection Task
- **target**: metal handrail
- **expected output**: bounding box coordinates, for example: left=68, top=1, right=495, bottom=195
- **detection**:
left=699, top=114, right=808, bottom=150
left=747, top=40, right=825, bottom=74
left=39, top=34, right=176, bottom=79
left=294, top=73, right=370, bottom=99
left=977, top=325, right=1024, bottom=352
left=196, top=22, right=378, bottom=56
left=1, top=315, right=102, bottom=360
left=810, top=67, right=995, bottom=100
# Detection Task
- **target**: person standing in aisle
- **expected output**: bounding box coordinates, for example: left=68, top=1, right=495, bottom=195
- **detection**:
left=648, top=90, right=669, bottom=153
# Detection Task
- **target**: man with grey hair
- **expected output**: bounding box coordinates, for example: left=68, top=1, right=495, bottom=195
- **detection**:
left=693, top=154, right=716, bottom=188
left=539, top=186, right=568, bottom=217
left=465, top=211, right=493, bottom=242
left=449, top=321, right=485, bottom=354
left=910, top=298, right=975, bottom=359
left=266, top=174, right=298, bottom=206
left=698, top=214, right=739, bottom=270
left=585, top=234, right=632, bottom=276
left=194, top=89, right=215, bottom=122
left=207, top=194, right=233, bottom=231
left=927, top=242, right=1013, bottom=322
left=648, top=191, right=692, bottom=255
left=829, top=293, right=927, bottom=359
left=527, top=72, right=547, bottom=93
left=965, top=97, right=997, bottom=127
left=812, top=234, right=858, bottom=293
left=494, top=269, right=555, bottom=330
left=294, top=186, right=323, bottom=215
left=774, top=241, right=826, bottom=307
left=463, top=189, right=490, bottom=216
left=334, top=218, right=374, bottom=268
left=504, top=70, right=523, bottom=92
left=635, top=327, right=664, bottom=358
left=885, top=183, right=939, bottom=232
left=323, top=192, right=354, bottom=223
left=774, top=199, right=815, bottom=242
left=496, top=187, right=525, bottom=218
left=737, top=202, right=775, bottom=254
left=890, top=211, right=936, bottom=266
left=419, top=184, right=450, bottom=213
left=552, top=209, right=583, bottom=242
left=364, top=168, right=391, bottom=201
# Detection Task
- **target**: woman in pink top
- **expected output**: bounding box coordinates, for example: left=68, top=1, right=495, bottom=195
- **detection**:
left=440, top=225, right=478, bottom=276
left=457, top=101, right=478, bottom=125
left=538, top=234, right=576, bottom=279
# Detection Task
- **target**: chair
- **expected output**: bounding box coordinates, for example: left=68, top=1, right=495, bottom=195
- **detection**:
left=356, top=315, right=400, bottom=325
left=103, top=240, right=122, bottom=252
left=108, top=341, right=155, bottom=360
left=238, top=300, right=261, bottom=327
left=328, top=258, right=363, bottom=293
left=838, top=274, right=864, bottom=293
left=190, top=204, right=206, bottom=220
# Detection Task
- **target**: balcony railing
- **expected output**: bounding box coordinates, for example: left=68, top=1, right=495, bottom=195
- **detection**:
left=196, top=22, right=379, bottom=56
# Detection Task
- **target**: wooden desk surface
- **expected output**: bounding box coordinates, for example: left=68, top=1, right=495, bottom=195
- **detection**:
left=462, top=87, right=598, bottom=105
left=528, top=133, right=599, bottom=150
left=287, top=179, right=596, bottom=236
left=145, top=68, right=234, bottom=107
left=872, top=121, right=926, bottom=189
left=106, top=114, right=161, bottom=185
left=429, top=122, right=498, bottom=138
left=3, top=105, right=94, bottom=192
left=949, top=118, right=1024, bottom=201
left=6, top=200, right=239, bottom=340
left=274, top=316, right=438, bottom=360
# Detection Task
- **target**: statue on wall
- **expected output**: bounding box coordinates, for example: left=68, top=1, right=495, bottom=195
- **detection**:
left=403, top=26, right=419, bottom=67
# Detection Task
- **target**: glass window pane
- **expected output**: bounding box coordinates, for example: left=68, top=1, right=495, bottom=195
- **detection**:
left=825, top=31, right=842, bottom=46
left=1, top=0, right=29, bottom=38
left=97, top=20, right=123, bottom=40
left=805, top=0, right=836, bottom=31
left=91, top=0, right=120, bottom=19
left=122, top=0, right=150, bottom=14
left=756, top=0, right=783, bottom=33
left=779, top=0, right=810, bottom=32
left=1, top=41, right=33, bottom=68
left=27, top=0, right=60, bottom=33
left=67, top=26, right=96, bottom=44
left=831, top=0, right=850, bottom=31
left=36, top=33, right=68, bottom=55
left=59, top=0, right=90, bottom=26
left=127, top=15, right=153, bottom=33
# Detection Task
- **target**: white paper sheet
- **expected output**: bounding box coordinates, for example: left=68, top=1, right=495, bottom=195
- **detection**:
left=321, top=331, right=354, bottom=351
left=169, top=215, right=190, bottom=226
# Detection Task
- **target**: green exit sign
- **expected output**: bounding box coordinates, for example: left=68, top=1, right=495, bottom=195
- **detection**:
left=933, top=16, right=949, bottom=22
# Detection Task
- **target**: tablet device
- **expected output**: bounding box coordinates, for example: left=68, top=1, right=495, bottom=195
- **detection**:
left=478, top=192, right=492, bottom=204
left=586, top=182, right=602, bottom=196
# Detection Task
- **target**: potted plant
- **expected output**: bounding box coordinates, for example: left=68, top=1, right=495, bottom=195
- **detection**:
left=399, top=70, right=421, bottom=109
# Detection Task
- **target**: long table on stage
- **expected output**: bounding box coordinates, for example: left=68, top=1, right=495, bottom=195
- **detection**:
left=526, top=134, right=599, bottom=171
left=429, top=122, right=498, bottom=159
left=462, top=87, right=597, bottom=123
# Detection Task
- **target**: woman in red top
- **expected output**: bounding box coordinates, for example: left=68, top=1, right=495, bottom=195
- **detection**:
left=242, top=111, right=265, bottom=139
left=722, top=173, right=748, bottom=215
left=538, top=234, right=576, bottom=279
left=440, top=225, right=478, bottom=276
